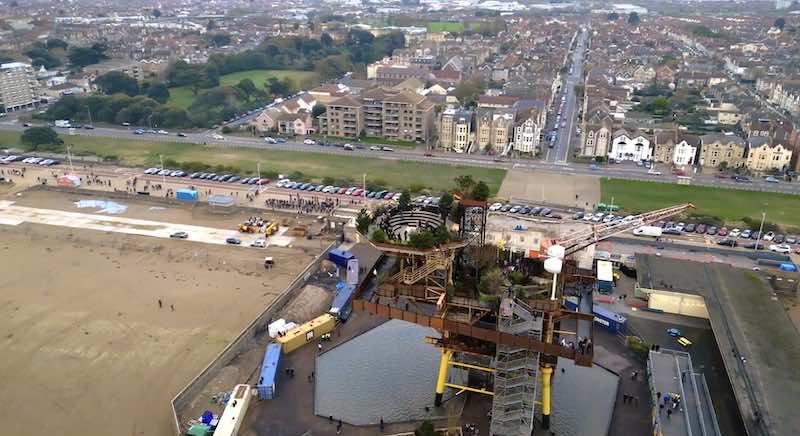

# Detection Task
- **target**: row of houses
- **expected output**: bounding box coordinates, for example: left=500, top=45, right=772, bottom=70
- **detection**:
left=438, top=96, right=547, bottom=155
left=582, top=126, right=793, bottom=172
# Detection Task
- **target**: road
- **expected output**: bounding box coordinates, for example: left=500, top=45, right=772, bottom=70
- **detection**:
left=545, top=27, right=589, bottom=164
left=3, top=115, right=800, bottom=195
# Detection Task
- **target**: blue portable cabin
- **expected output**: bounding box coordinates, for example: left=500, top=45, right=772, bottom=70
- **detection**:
left=592, top=304, right=627, bottom=333
left=330, top=282, right=356, bottom=321
left=328, top=248, right=354, bottom=268
left=175, top=188, right=198, bottom=201
left=256, top=343, right=281, bottom=400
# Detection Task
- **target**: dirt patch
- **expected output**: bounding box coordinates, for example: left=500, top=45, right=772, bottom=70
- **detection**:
left=279, top=284, right=335, bottom=324
left=0, top=222, right=315, bottom=436
left=497, top=169, right=600, bottom=208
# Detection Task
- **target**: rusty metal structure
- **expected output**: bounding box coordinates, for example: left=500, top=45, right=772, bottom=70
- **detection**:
left=353, top=202, right=694, bottom=435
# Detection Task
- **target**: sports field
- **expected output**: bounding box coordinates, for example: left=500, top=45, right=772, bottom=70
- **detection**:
left=601, top=178, right=800, bottom=228
left=427, top=22, right=465, bottom=32
left=0, top=131, right=505, bottom=193
left=168, top=69, right=320, bottom=108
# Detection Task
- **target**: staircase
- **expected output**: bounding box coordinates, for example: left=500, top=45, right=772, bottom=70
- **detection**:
left=391, top=251, right=447, bottom=285
left=491, top=295, right=544, bottom=436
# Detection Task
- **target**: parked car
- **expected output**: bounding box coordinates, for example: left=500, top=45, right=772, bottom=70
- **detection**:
left=666, top=328, right=682, bottom=337
left=770, top=244, right=791, bottom=254
left=729, top=228, right=740, bottom=237
left=251, top=239, right=267, bottom=248
left=573, top=212, right=584, bottom=220
left=741, top=229, right=752, bottom=239
left=170, top=231, right=189, bottom=239
left=696, top=224, right=706, bottom=234
left=717, top=227, right=728, bottom=236
left=225, top=237, right=242, bottom=245
left=509, top=205, right=521, bottom=214
left=717, top=239, right=737, bottom=247
left=774, top=234, right=785, bottom=244
left=501, top=204, right=513, bottom=212
left=763, top=231, right=775, bottom=242
left=706, top=226, right=717, bottom=236
left=490, top=202, right=503, bottom=211
left=685, top=223, right=696, bottom=233
left=785, top=235, right=797, bottom=244
left=765, top=176, right=779, bottom=183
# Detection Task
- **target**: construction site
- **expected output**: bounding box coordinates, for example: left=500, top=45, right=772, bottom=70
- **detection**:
left=2, top=176, right=794, bottom=436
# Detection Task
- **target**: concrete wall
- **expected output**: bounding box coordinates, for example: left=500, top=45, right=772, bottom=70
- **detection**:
left=648, top=290, right=709, bottom=319
left=169, top=240, right=336, bottom=435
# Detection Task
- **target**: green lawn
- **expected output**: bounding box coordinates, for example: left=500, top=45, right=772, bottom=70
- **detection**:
left=167, top=69, right=320, bottom=109
left=601, top=178, right=800, bottom=229
left=0, top=131, right=504, bottom=193
left=427, top=22, right=465, bottom=32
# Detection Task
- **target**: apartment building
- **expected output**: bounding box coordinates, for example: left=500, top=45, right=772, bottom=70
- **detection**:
left=361, top=87, right=435, bottom=143
left=745, top=138, right=792, bottom=172
left=698, top=134, right=746, bottom=169
left=318, top=95, right=364, bottom=138
left=0, top=62, right=40, bottom=112
left=475, top=108, right=515, bottom=153
left=439, top=107, right=474, bottom=153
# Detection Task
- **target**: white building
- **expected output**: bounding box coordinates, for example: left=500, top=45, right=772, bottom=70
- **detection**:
left=512, top=116, right=541, bottom=154
left=610, top=130, right=652, bottom=162
left=0, top=62, right=40, bottom=112
left=673, top=138, right=699, bottom=166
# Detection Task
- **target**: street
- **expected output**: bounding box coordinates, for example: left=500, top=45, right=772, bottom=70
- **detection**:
left=545, top=27, right=589, bottom=164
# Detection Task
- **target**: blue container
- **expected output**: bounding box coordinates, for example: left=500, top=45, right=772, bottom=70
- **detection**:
left=780, top=263, right=797, bottom=272
left=257, top=343, right=281, bottom=400
left=330, top=282, right=356, bottom=321
left=328, top=248, right=354, bottom=267
left=176, top=188, right=198, bottom=201
left=592, top=304, right=627, bottom=333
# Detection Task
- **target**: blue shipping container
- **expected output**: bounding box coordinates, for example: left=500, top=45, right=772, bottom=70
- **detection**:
left=257, top=343, right=281, bottom=400
left=328, top=248, right=354, bottom=267
left=592, top=304, right=627, bottom=333
left=780, top=263, right=797, bottom=272
left=330, top=282, right=356, bottom=320
left=176, top=188, right=198, bottom=201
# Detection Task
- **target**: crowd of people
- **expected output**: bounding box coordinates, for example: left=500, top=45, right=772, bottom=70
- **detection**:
left=265, top=194, right=337, bottom=215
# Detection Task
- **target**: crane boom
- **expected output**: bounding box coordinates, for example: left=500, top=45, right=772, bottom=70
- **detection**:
left=554, top=203, right=694, bottom=255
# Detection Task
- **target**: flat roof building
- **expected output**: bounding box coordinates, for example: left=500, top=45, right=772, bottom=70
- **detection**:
left=0, top=62, right=40, bottom=112
left=648, top=349, right=721, bottom=436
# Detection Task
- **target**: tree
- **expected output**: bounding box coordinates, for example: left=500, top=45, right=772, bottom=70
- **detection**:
left=146, top=83, right=170, bottom=104
left=439, top=192, right=453, bottom=218
left=370, top=229, right=387, bottom=243
left=235, top=78, right=257, bottom=100
left=409, top=230, right=436, bottom=249
left=25, top=46, right=61, bottom=69
left=478, top=267, right=507, bottom=295
left=321, top=32, right=334, bottom=47
left=398, top=189, right=411, bottom=210
left=774, top=18, right=786, bottom=30
left=607, top=12, right=619, bottom=20
left=454, top=175, right=476, bottom=193
left=471, top=181, right=490, bottom=201
left=356, top=208, right=371, bottom=234
left=46, top=38, right=68, bottom=50
left=312, top=103, right=327, bottom=118
left=152, top=8, right=161, bottom=18
left=627, top=12, right=640, bottom=25
left=453, top=77, right=485, bottom=107
left=264, top=77, right=292, bottom=96
left=68, top=43, right=108, bottom=68
left=21, top=127, right=62, bottom=149
left=209, top=33, right=232, bottom=48
left=94, top=71, right=139, bottom=96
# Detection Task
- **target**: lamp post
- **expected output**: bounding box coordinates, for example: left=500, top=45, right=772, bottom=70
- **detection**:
left=754, top=212, right=766, bottom=251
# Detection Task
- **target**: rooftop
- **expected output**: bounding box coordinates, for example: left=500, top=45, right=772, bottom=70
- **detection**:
left=648, top=349, right=721, bottom=436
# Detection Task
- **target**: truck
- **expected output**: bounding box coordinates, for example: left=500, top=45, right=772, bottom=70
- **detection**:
left=632, top=226, right=662, bottom=237
left=54, top=120, right=71, bottom=128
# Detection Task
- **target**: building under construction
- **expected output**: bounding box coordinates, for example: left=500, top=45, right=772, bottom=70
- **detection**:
left=351, top=199, right=693, bottom=434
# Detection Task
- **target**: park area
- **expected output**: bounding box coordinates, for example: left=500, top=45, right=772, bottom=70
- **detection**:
left=601, top=178, right=800, bottom=229
left=167, top=69, right=320, bottom=108
left=0, top=131, right=505, bottom=193
left=0, top=189, right=316, bottom=436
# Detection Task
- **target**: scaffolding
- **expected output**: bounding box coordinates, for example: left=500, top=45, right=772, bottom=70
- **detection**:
left=491, top=293, right=544, bottom=436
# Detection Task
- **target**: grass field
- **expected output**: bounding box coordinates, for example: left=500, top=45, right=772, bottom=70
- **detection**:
left=167, top=69, right=320, bottom=109
left=0, top=131, right=504, bottom=193
left=601, top=178, right=800, bottom=229
left=427, top=22, right=465, bottom=32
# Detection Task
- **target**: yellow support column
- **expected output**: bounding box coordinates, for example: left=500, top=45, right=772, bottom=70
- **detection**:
left=541, top=366, right=553, bottom=429
left=434, top=349, right=453, bottom=406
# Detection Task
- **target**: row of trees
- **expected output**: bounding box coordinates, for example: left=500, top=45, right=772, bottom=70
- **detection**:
left=42, top=94, right=192, bottom=128
left=94, top=71, right=171, bottom=103
left=164, top=30, right=405, bottom=93
left=24, top=39, right=108, bottom=70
